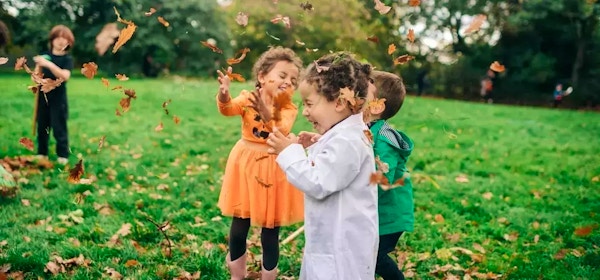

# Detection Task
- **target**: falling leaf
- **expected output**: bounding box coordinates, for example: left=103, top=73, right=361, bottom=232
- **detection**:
left=115, top=74, right=129, bottom=81
left=95, top=23, right=120, bottom=56
left=338, top=87, right=356, bottom=106
left=305, top=48, right=319, bottom=53
left=367, top=35, right=379, bottom=44
left=393, top=54, right=414, bottom=65
left=28, top=85, right=39, bottom=94
left=574, top=225, right=595, bottom=237
left=124, top=89, right=136, bottom=98
left=313, top=60, right=330, bottom=73
left=14, top=57, right=27, bottom=70
left=490, top=61, right=505, bottom=73
left=115, top=108, right=122, bottom=116
left=374, top=0, right=391, bottom=14
left=222, top=67, right=246, bottom=82
left=67, top=159, right=84, bottom=184
left=155, top=122, right=164, bottom=132
left=534, top=234, right=540, bottom=244
left=455, top=174, right=469, bottom=183
left=173, top=115, right=181, bottom=124
left=270, top=14, right=291, bottom=28
left=227, top=48, right=251, bottom=65
left=157, top=16, right=169, bottom=27
left=407, top=28, right=415, bottom=43
left=0, top=57, right=8, bottom=65
left=119, top=98, right=131, bottom=112
left=387, top=43, right=396, bottom=55
left=112, top=85, right=123, bottom=91
left=112, top=23, right=137, bottom=53
left=366, top=98, right=386, bottom=115
left=408, top=0, right=420, bottom=7
left=19, top=137, right=34, bottom=151
left=236, top=12, right=249, bottom=26
left=300, top=1, right=314, bottom=11
left=144, top=7, right=156, bottom=16
left=40, top=78, right=65, bottom=93
left=101, top=78, right=109, bottom=88
left=295, top=39, right=306, bottom=46
left=201, top=41, right=223, bottom=53
left=464, top=14, right=486, bottom=34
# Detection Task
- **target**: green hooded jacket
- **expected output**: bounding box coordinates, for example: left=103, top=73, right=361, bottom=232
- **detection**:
left=369, top=120, right=415, bottom=235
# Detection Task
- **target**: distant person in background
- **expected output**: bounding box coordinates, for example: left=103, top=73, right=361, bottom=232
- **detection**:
left=416, top=68, right=428, bottom=96
left=480, top=69, right=495, bottom=103
left=142, top=53, right=159, bottom=77
left=552, top=83, right=573, bottom=108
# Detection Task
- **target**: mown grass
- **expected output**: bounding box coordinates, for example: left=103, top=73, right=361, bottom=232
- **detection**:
left=0, top=73, right=599, bottom=279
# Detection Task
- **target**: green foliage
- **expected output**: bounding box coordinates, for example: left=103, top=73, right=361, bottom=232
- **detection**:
left=0, top=75, right=599, bottom=279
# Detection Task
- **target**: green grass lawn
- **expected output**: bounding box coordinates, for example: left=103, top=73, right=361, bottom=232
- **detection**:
left=1, top=73, right=599, bottom=279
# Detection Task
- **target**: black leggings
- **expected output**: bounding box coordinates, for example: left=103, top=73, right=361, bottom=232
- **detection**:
left=229, top=217, right=280, bottom=270
left=375, top=231, right=405, bottom=280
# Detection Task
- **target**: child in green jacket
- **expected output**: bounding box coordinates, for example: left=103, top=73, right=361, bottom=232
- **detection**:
left=365, top=70, right=414, bottom=280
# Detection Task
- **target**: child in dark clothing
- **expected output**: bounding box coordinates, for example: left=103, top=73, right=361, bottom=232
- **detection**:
left=34, top=25, right=75, bottom=165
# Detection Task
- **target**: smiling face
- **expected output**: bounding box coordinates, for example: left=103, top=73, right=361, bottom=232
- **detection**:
left=258, top=60, right=299, bottom=97
left=52, top=36, right=69, bottom=53
left=299, top=80, right=349, bottom=134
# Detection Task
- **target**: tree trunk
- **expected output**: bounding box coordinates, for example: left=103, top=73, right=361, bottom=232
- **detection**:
left=571, top=21, right=585, bottom=88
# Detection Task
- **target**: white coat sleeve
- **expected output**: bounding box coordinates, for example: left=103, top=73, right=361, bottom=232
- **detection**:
left=276, top=138, right=361, bottom=200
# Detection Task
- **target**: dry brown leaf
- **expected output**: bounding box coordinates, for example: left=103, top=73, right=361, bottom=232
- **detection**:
left=236, top=12, right=249, bottom=26
left=173, top=115, right=181, bottom=124
left=144, top=7, right=156, bottom=16
left=124, top=89, right=136, bottom=98
left=490, top=61, right=505, bottom=73
left=157, top=16, right=169, bottom=27
left=155, top=122, right=164, bottom=132
left=40, top=78, right=65, bottom=93
left=270, top=14, right=291, bottom=28
left=104, top=267, right=123, bottom=279
left=227, top=48, right=251, bottom=65
left=574, top=225, right=595, bottom=237
left=19, top=137, right=34, bottom=151
left=101, top=78, right=109, bottom=88
left=393, top=54, right=414, bottom=65
left=367, top=35, right=379, bottom=44
left=115, top=74, right=129, bottom=81
left=408, top=0, right=421, bottom=7
left=14, top=57, right=27, bottom=70
left=407, top=28, right=415, bottom=43
left=119, top=98, right=131, bottom=112
left=124, top=259, right=139, bottom=267
left=112, top=23, right=137, bottom=54
left=434, top=214, right=445, bottom=223
left=464, top=14, right=487, bottom=34
left=81, top=62, right=98, bottom=79
left=0, top=57, right=8, bottom=65
left=338, top=87, right=356, bottom=106
left=201, top=41, right=223, bottom=54
left=67, top=159, right=84, bottom=184
left=374, top=0, right=391, bottom=14
left=95, top=23, right=120, bottom=56
left=387, top=43, right=396, bottom=55
left=113, top=6, right=134, bottom=25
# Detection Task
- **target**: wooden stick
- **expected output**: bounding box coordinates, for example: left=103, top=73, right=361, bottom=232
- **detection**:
left=281, top=225, right=304, bottom=245
left=32, top=92, right=39, bottom=136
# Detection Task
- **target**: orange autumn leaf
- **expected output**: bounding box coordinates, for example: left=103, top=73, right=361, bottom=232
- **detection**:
left=574, top=225, right=596, bottom=237
left=115, top=74, right=129, bottom=81
left=101, top=78, right=109, bottom=88
left=464, top=14, right=486, bottom=34
left=112, top=23, right=137, bottom=53
left=408, top=0, right=420, bottom=7
left=81, top=62, right=98, bottom=79
left=272, top=86, right=293, bottom=122
left=40, top=78, right=65, bottom=93
left=173, top=115, right=181, bottom=124
left=370, top=171, right=389, bottom=185
left=113, top=6, right=134, bottom=25
left=367, top=98, right=386, bottom=114
left=227, top=48, right=251, bottom=65
left=222, top=67, right=245, bottom=82
left=364, top=129, right=374, bottom=144
left=155, top=122, right=164, bottom=132
left=490, top=61, right=505, bottom=73
left=236, top=12, right=249, bottom=27
left=119, top=97, right=131, bottom=112
left=367, top=35, right=379, bottom=44
left=157, top=16, right=170, bottom=27
left=393, top=54, right=415, bottom=65
left=374, top=0, right=391, bottom=14
left=201, top=41, right=223, bottom=54
left=388, top=43, right=397, bottom=55
left=15, top=57, right=27, bottom=70
left=144, top=7, right=156, bottom=16
left=339, top=87, right=356, bottom=106
left=19, top=137, right=34, bottom=151
left=112, top=85, right=123, bottom=91
left=28, top=85, right=39, bottom=94
left=407, top=29, right=415, bottom=43
left=124, top=89, right=136, bottom=98
left=115, top=108, right=122, bottom=116
left=0, top=57, right=8, bottom=65
left=67, top=159, right=84, bottom=184
left=270, top=14, right=291, bottom=28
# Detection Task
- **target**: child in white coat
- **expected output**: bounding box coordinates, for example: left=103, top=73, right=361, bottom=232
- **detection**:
left=267, top=52, right=378, bottom=280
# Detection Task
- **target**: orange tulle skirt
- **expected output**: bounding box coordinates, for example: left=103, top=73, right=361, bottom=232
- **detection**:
left=218, top=139, right=304, bottom=228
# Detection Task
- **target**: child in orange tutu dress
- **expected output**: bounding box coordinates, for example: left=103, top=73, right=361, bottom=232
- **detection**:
left=216, top=46, right=304, bottom=280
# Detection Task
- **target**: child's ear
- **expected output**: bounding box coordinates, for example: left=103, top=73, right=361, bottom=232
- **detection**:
left=257, top=72, right=266, bottom=86
left=334, top=98, right=348, bottom=112
left=370, top=104, right=385, bottom=115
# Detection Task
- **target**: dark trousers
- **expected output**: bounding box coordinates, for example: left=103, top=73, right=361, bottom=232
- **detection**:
left=229, top=217, right=280, bottom=270
left=37, top=94, right=69, bottom=158
left=376, top=231, right=405, bottom=280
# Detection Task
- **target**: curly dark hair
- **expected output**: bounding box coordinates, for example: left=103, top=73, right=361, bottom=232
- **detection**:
left=0, top=20, right=9, bottom=47
left=252, top=46, right=303, bottom=88
left=371, top=70, right=406, bottom=120
left=302, top=52, right=372, bottom=108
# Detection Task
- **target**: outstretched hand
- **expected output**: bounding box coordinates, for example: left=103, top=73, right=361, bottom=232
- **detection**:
left=216, top=66, right=232, bottom=100
left=249, top=87, right=272, bottom=122
left=298, top=131, right=321, bottom=148
left=33, top=55, right=51, bottom=68
left=267, top=128, right=298, bottom=154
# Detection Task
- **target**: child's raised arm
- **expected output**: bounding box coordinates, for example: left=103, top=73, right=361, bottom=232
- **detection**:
left=33, top=55, right=71, bottom=81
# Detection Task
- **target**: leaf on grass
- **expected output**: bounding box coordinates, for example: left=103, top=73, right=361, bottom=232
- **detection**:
left=503, top=232, right=519, bottom=242
left=67, top=159, right=84, bottom=184
left=455, top=174, right=469, bottom=183
left=124, top=260, right=139, bottom=267
left=574, top=225, right=595, bottom=237
left=270, top=14, right=291, bottom=28
left=19, top=137, right=34, bottom=151
left=107, top=223, right=132, bottom=247
left=98, top=135, right=106, bottom=150
left=144, top=7, right=156, bottom=16
left=482, top=191, right=493, bottom=200
left=155, top=122, right=164, bottom=132
left=104, top=267, right=123, bottom=279
left=227, top=48, right=251, bottom=65
left=367, top=35, right=379, bottom=44
left=407, top=28, right=415, bottom=43
left=115, top=74, right=129, bottom=81
left=201, top=41, right=223, bottom=53
left=393, top=54, right=414, bottom=65
left=464, top=14, right=486, bottom=34
left=374, top=0, right=391, bottom=14
left=490, top=61, right=505, bottom=73
left=101, top=78, right=109, bottom=88
left=434, top=214, right=445, bottom=223
left=387, top=43, right=396, bottom=55
left=173, top=115, right=181, bottom=124
left=236, top=12, right=249, bottom=26
left=81, top=62, right=98, bottom=79
left=157, top=16, right=169, bottom=27
left=112, top=23, right=137, bottom=54
left=0, top=57, right=8, bottom=65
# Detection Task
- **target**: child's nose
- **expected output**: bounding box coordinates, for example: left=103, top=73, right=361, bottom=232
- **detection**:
left=302, top=107, right=309, bottom=116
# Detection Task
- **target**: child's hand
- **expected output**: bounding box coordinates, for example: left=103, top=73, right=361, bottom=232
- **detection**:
left=298, top=131, right=321, bottom=148
left=216, top=66, right=232, bottom=99
left=33, top=55, right=51, bottom=68
left=249, top=87, right=272, bottom=122
left=267, top=128, right=297, bottom=154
